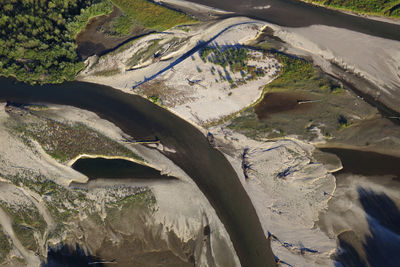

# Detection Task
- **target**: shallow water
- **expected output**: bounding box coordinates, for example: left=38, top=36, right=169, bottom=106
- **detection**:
left=254, top=92, right=313, bottom=119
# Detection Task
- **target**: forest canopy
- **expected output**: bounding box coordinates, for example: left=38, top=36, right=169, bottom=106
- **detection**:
left=0, top=0, right=195, bottom=84
left=0, top=0, right=109, bottom=84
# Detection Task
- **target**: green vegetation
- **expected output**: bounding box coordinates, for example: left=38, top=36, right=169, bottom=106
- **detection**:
left=148, top=95, right=161, bottom=105
left=110, top=0, right=197, bottom=32
left=0, top=227, right=11, bottom=263
left=256, top=53, right=342, bottom=100
left=199, top=46, right=267, bottom=88
left=338, top=114, right=351, bottom=129
left=0, top=0, right=196, bottom=84
left=108, top=13, right=135, bottom=36
left=303, top=0, right=400, bottom=18
left=200, top=46, right=249, bottom=72
left=67, top=0, right=113, bottom=37
left=227, top=52, right=369, bottom=140
left=0, top=202, right=46, bottom=252
left=9, top=114, right=142, bottom=162
left=0, top=0, right=104, bottom=84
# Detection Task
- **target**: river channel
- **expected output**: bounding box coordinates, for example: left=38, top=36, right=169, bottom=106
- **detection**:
left=0, top=77, right=276, bottom=267
left=183, top=0, right=400, bottom=41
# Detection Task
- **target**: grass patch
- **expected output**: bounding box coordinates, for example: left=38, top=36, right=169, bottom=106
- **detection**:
left=10, top=116, right=143, bottom=163
left=302, top=0, right=400, bottom=18
left=93, top=68, right=120, bottom=76
left=0, top=227, right=11, bottom=263
left=108, top=13, right=136, bottom=36
left=110, top=0, right=197, bottom=31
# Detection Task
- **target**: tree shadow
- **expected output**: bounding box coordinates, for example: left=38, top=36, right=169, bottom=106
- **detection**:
left=335, top=187, right=400, bottom=267
left=43, top=243, right=106, bottom=267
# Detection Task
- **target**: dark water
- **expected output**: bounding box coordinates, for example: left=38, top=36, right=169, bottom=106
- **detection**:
left=0, top=77, right=276, bottom=267
left=71, top=157, right=174, bottom=180
left=43, top=244, right=105, bottom=267
left=183, top=0, right=400, bottom=41
left=320, top=148, right=400, bottom=179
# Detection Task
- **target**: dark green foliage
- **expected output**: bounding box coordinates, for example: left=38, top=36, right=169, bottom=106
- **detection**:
left=199, top=46, right=249, bottom=72
left=199, top=45, right=267, bottom=87
left=148, top=95, right=161, bottom=104
left=0, top=0, right=106, bottom=84
left=338, top=114, right=349, bottom=128
left=67, top=0, right=113, bottom=36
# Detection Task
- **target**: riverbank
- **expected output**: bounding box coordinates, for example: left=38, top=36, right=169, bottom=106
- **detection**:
left=297, top=0, right=400, bottom=22
left=76, top=8, right=400, bottom=265
left=0, top=101, right=241, bottom=266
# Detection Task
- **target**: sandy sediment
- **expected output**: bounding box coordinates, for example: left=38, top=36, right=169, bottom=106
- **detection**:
left=79, top=18, right=281, bottom=126
left=157, top=0, right=233, bottom=16
left=77, top=16, right=340, bottom=266
left=78, top=17, right=271, bottom=89
left=0, top=104, right=88, bottom=187
left=0, top=102, right=241, bottom=266
left=209, top=126, right=337, bottom=266
left=46, top=6, right=400, bottom=265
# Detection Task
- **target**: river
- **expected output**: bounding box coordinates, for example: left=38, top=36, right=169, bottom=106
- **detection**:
left=182, top=0, right=400, bottom=41
left=0, top=77, right=276, bottom=267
